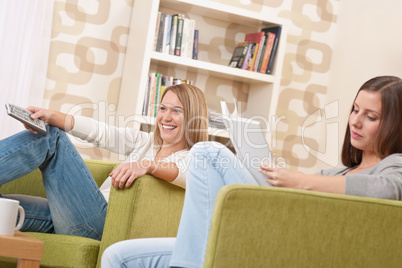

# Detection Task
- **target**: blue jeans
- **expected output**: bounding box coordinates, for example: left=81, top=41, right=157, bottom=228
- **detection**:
left=101, top=142, right=258, bottom=267
left=0, top=126, right=108, bottom=240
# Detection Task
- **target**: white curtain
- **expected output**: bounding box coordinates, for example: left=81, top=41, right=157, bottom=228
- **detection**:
left=0, top=0, right=54, bottom=139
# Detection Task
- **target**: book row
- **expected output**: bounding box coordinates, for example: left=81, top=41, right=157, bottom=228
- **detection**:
left=153, top=12, right=199, bottom=60
left=228, top=26, right=281, bottom=74
left=142, top=73, right=194, bottom=117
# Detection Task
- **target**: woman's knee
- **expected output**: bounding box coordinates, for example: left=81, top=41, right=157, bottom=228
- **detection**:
left=101, top=242, right=124, bottom=268
left=101, top=238, right=175, bottom=268
left=190, top=141, right=229, bottom=157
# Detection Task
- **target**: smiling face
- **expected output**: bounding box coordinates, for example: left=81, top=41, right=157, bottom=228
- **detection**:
left=156, top=90, right=186, bottom=149
left=349, top=90, right=382, bottom=153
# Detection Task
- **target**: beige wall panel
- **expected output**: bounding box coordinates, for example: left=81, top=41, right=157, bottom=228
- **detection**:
left=45, top=0, right=340, bottom=172
left=44, top=0, right=132, bottom=161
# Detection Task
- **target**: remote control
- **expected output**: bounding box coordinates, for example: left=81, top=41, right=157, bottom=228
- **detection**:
left=5, top=104, right=47, bottom=133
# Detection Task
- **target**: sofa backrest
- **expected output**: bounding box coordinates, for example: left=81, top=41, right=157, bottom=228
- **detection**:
left=0, top=159, right=118, bottom=198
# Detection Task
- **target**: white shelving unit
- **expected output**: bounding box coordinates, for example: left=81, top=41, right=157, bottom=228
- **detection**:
left=116, top=0, right=287, bottom=137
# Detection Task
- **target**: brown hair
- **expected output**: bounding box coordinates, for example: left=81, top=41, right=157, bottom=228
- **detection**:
left=153, top=84, right=209, bottom=150
left=341, top=76, right=402, bottom=167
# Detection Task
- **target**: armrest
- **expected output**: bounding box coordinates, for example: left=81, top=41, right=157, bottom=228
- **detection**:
left=204, top=185, right=402, bottom=268
left=97, top=175, right=185, bottom=267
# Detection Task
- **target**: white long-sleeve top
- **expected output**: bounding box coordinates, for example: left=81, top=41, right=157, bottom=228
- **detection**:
left=68, top=116, right=189, bottom=202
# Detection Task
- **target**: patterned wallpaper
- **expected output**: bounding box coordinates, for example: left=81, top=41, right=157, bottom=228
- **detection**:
left=44, top=0, right=133, bottom=159
left=44, top=0, right=339, bottom=173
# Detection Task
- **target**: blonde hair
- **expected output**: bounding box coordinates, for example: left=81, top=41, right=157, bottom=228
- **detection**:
left=153, top=84, right=209, bottom=150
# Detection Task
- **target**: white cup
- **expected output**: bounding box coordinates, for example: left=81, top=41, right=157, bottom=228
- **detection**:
left=0, top=198, right=25, bottom=236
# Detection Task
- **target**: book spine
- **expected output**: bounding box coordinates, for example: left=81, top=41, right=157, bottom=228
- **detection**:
left=256, top=37, right=266, bottom=72
left=253, top=35, right=265, bottom=72
left=259, top=32, right=276, bottom=74
left=241, top=43, right=253, bottom=69
left=142, top=75, right=151, bottom=116
left=163, top=14, right=172, bottom=54
left=192, top=29, right=199, bottom=60
left=156, top=13, right=166, bottom=53
left=175, top=15, right=185, bottom=56
left=181, top=18, right=189, bottom=58
left=169, top=15, right=178, bottom=55
left=248, top=43, right=259, bottom=71
left=266, top=27, right=282, bottom=74
left=148, top=73, right=156, bottom=117
left=236, top=42, right=249, bottom=68
left=187, top=19, right=195, bottom=59
left=153, top=74, right=161, bottom=117
left=160, top=76, right=167, bottom=97
left=153, top=12, right=162, bottom=51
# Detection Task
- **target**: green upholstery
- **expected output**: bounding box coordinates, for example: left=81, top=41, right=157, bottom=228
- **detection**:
left=0, top=159, right=185, bottom=268
left=97, top=174, right=185, bottom=266
left=3, top=159, right=399, bottom=267
left=204, top=185, right=402, bottom=267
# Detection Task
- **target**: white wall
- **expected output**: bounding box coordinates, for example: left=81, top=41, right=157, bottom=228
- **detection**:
left=327, top=0, right=402, bottom=161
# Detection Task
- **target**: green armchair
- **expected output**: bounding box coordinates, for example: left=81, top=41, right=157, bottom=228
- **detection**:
left=205, top=185, right=402, bottom=267
left=2, top=159, right=402, bottom=267
left=0, top=159, right=185, bottom=268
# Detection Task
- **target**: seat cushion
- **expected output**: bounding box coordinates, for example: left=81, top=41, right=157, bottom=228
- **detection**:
left=0, top=232, right=100, bottom=268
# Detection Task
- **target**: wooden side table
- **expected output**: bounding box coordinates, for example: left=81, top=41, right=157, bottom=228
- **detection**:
left=0, top=231, right=44, bottom=268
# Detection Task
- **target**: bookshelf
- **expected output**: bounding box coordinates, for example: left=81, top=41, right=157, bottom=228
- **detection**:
left=116, top=0, right=287, bottom=138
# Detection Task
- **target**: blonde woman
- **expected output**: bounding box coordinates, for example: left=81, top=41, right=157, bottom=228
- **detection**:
left=0, top=84, right=208, bottom=240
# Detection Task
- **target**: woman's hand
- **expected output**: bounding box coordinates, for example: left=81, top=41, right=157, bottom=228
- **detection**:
left=25, top=107, right=74, bottom=133
left=259, top=162, right=347, bottom=194
left=109, top=161, right=151, bottom=189
left=259, top=162, right=305, bottom=189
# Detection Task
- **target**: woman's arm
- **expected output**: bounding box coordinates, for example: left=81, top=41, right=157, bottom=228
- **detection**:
left=69, top=116, right=152, bottom=156
left=109, top=161, right=179, bottom=189
left=259, top=165, right=346, bottom=194
left=26, top=107, right=75, bottom=133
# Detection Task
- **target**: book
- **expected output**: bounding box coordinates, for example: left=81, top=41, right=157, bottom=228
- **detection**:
left=187, top=19, right=196, bottom=59
left=163, top=14, right=172, bottom=54
left=169, top=15, right=178, bottom=55
left=151, top=74, right=160, bottom=117
left=246, top=43, right=258, bottom=71
left=228, top=42, right=249, bottom=68
left=181, top=18, right=189, bottom=57
left=220, top=101, right=272, bottom=186
left=175, top=14, right=185, bottom=56
left=242, top=43, right=258, bottom=71
left=253, top=35, right=265, bottom=72
left=153, top=12, right=162, bottom=52
left=244, top=31, right=265, bottom=72
left=241, top=43, right=254, bottom=70
left=264, top=26, right=282, bottom=74
left=193, top=29, right=199, bottom=60
left=156, top=13, right=166, bottom=53
left=173, top=78, right=181, bottom=85
left=147, top=73, right=156, bottom=117
left=259, top=32, right=276, bottom=74
left=142, top=76, right=151, bottom=116
left=155, top=74, right=165, bottom=116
